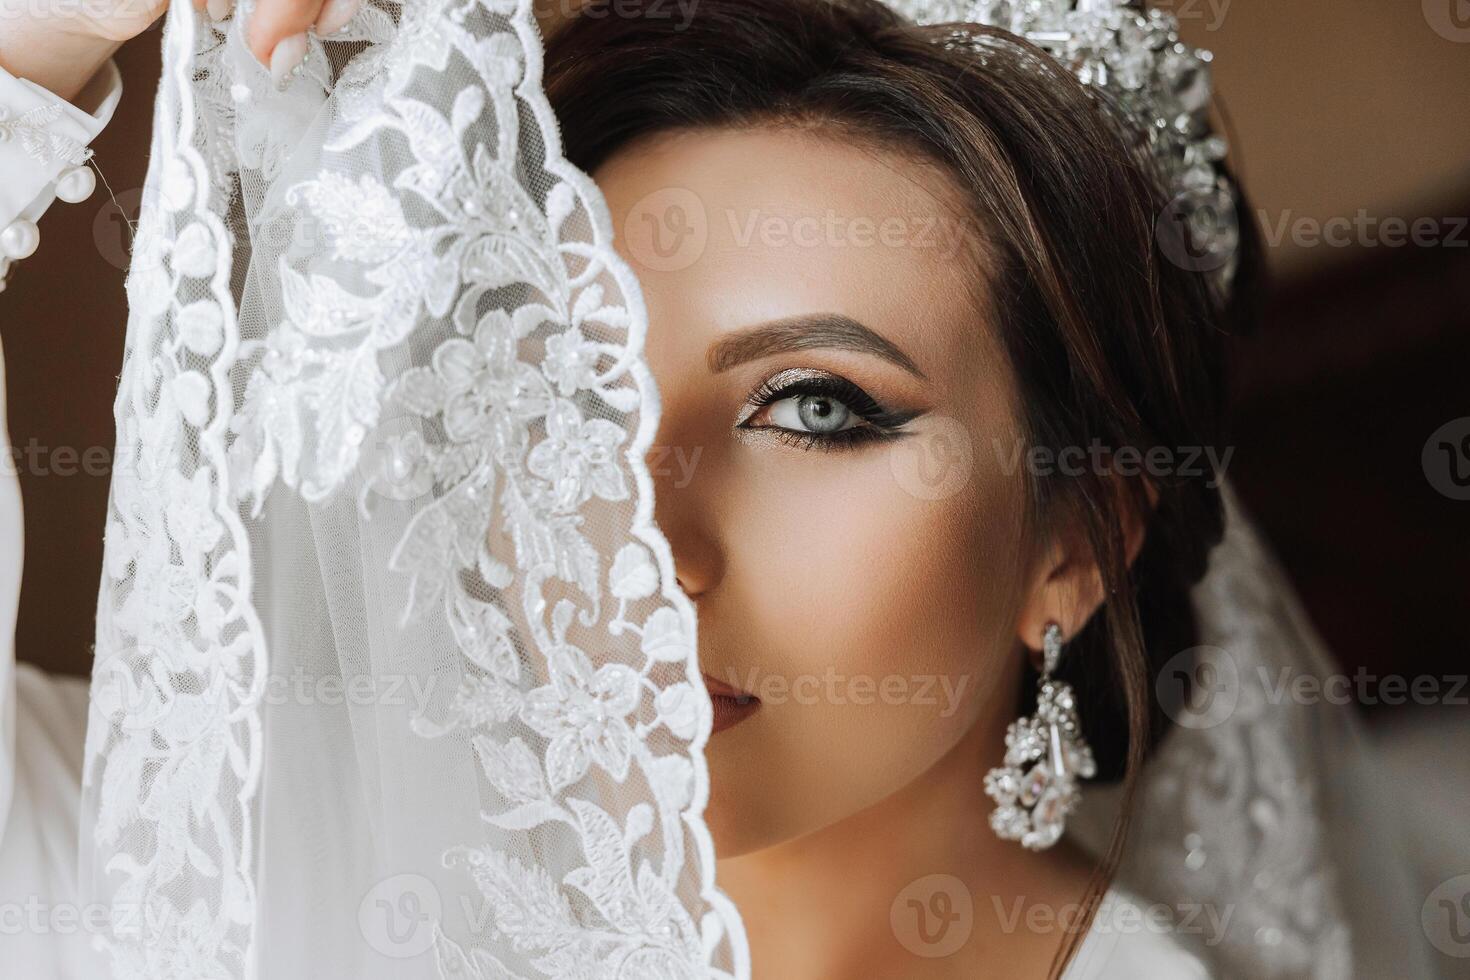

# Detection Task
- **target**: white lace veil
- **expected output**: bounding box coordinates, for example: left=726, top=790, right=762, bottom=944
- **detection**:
left=1069, top=484, right=1439, bottom=979
left=81, top=0, right=742, bottom=975
left=78, top=0, right=1435, bottom=977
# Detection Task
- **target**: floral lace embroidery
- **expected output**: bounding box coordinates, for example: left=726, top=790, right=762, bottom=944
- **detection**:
left=84, top=0, right=747, bottom=976
left=83, top=11, right=260, bottom=979
left=1110, top=487, right=1352, bottom=978
left=0, top=101, right=91, bottom=166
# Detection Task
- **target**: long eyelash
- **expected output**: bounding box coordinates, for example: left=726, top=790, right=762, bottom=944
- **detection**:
left=765, top=426, right=894, bottom=452
left=739, top=373, right=921, bottom=451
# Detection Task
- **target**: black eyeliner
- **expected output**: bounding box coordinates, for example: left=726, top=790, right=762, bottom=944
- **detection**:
left=735, top=370, right=925, bottom=449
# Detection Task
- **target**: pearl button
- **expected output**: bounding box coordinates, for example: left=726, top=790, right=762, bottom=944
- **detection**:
left=0, top=220, right=40, bottom=260
left=56, top=166, right=97, bottom=204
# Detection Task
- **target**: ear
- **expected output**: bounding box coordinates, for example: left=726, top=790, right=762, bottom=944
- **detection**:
left=1015, top=481, right=1155, bottom=654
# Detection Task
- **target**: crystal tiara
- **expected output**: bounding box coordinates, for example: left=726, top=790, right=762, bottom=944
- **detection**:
left=882, top=0, right=1241, bottom=295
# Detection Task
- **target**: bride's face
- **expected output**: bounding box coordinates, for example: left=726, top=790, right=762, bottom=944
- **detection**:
left=598, top=126, right=1042, bottom=856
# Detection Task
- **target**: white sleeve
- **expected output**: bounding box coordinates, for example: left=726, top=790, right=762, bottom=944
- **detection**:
left=1062, top=888, right=1215, bottom=980
left=0, top=211, right=109, bottom=980
left=0, top=310, right=22, bottom=872
left=0, top=60, right=120, bottom=977
left=0, top=58, right=123, bottom=289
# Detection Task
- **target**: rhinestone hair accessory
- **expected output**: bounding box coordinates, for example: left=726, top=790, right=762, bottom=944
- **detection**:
left=984, top=623, right=1097, bottom=850
left=884, top=0, right=1240, bottom=295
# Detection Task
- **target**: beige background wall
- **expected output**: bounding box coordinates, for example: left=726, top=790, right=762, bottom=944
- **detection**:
left=1178, top=0, right=1470, bottom=276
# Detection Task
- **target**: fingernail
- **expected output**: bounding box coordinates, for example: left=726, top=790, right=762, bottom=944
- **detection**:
left=270, top=32, right=309, bottom=89
left=313, top=0, right=360, bottom=37
left=205, top=0, right=232, bottom=20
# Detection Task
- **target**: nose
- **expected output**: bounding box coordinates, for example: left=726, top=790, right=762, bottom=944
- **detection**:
left=645, top=419, right=724, bottom=599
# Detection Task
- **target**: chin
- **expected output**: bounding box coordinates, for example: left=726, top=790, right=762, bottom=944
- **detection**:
left=701, top=726, right=786, bottom=859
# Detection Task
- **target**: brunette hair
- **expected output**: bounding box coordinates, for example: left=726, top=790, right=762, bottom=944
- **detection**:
left=545, top=0, right=1261, bottom=972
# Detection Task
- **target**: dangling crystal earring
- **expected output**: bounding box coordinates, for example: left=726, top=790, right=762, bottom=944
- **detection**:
left=984, top=623, right=1097, bottom=851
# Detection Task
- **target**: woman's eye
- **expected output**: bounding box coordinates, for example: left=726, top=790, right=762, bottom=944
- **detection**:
left=765, top=394, right=859, bottom=434
left=736, top=370, right=923, bottom=451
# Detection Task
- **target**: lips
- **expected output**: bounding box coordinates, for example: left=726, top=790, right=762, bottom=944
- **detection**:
left=702, top=673, right=761, bottom=734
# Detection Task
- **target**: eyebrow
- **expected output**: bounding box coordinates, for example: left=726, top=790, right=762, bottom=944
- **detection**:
left=705, top=313, right=927, bottom=380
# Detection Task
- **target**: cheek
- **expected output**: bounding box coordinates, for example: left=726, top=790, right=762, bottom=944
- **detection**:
left=733, top=440, right=1021, bottom=683
left=709, top=439, right=1026, bottom=845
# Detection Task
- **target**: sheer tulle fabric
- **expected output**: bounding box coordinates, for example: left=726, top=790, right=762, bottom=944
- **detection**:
left=1070, top=486, right=1437, bottom=979
left=79, top=0, right=744, bottom=975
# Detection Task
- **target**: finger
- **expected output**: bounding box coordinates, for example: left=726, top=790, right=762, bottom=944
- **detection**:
left=245, top=0, right=325, bottom=79
left=314, top=0, right=360, bottom=37
left=190, top=0, right=234, bottom=25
